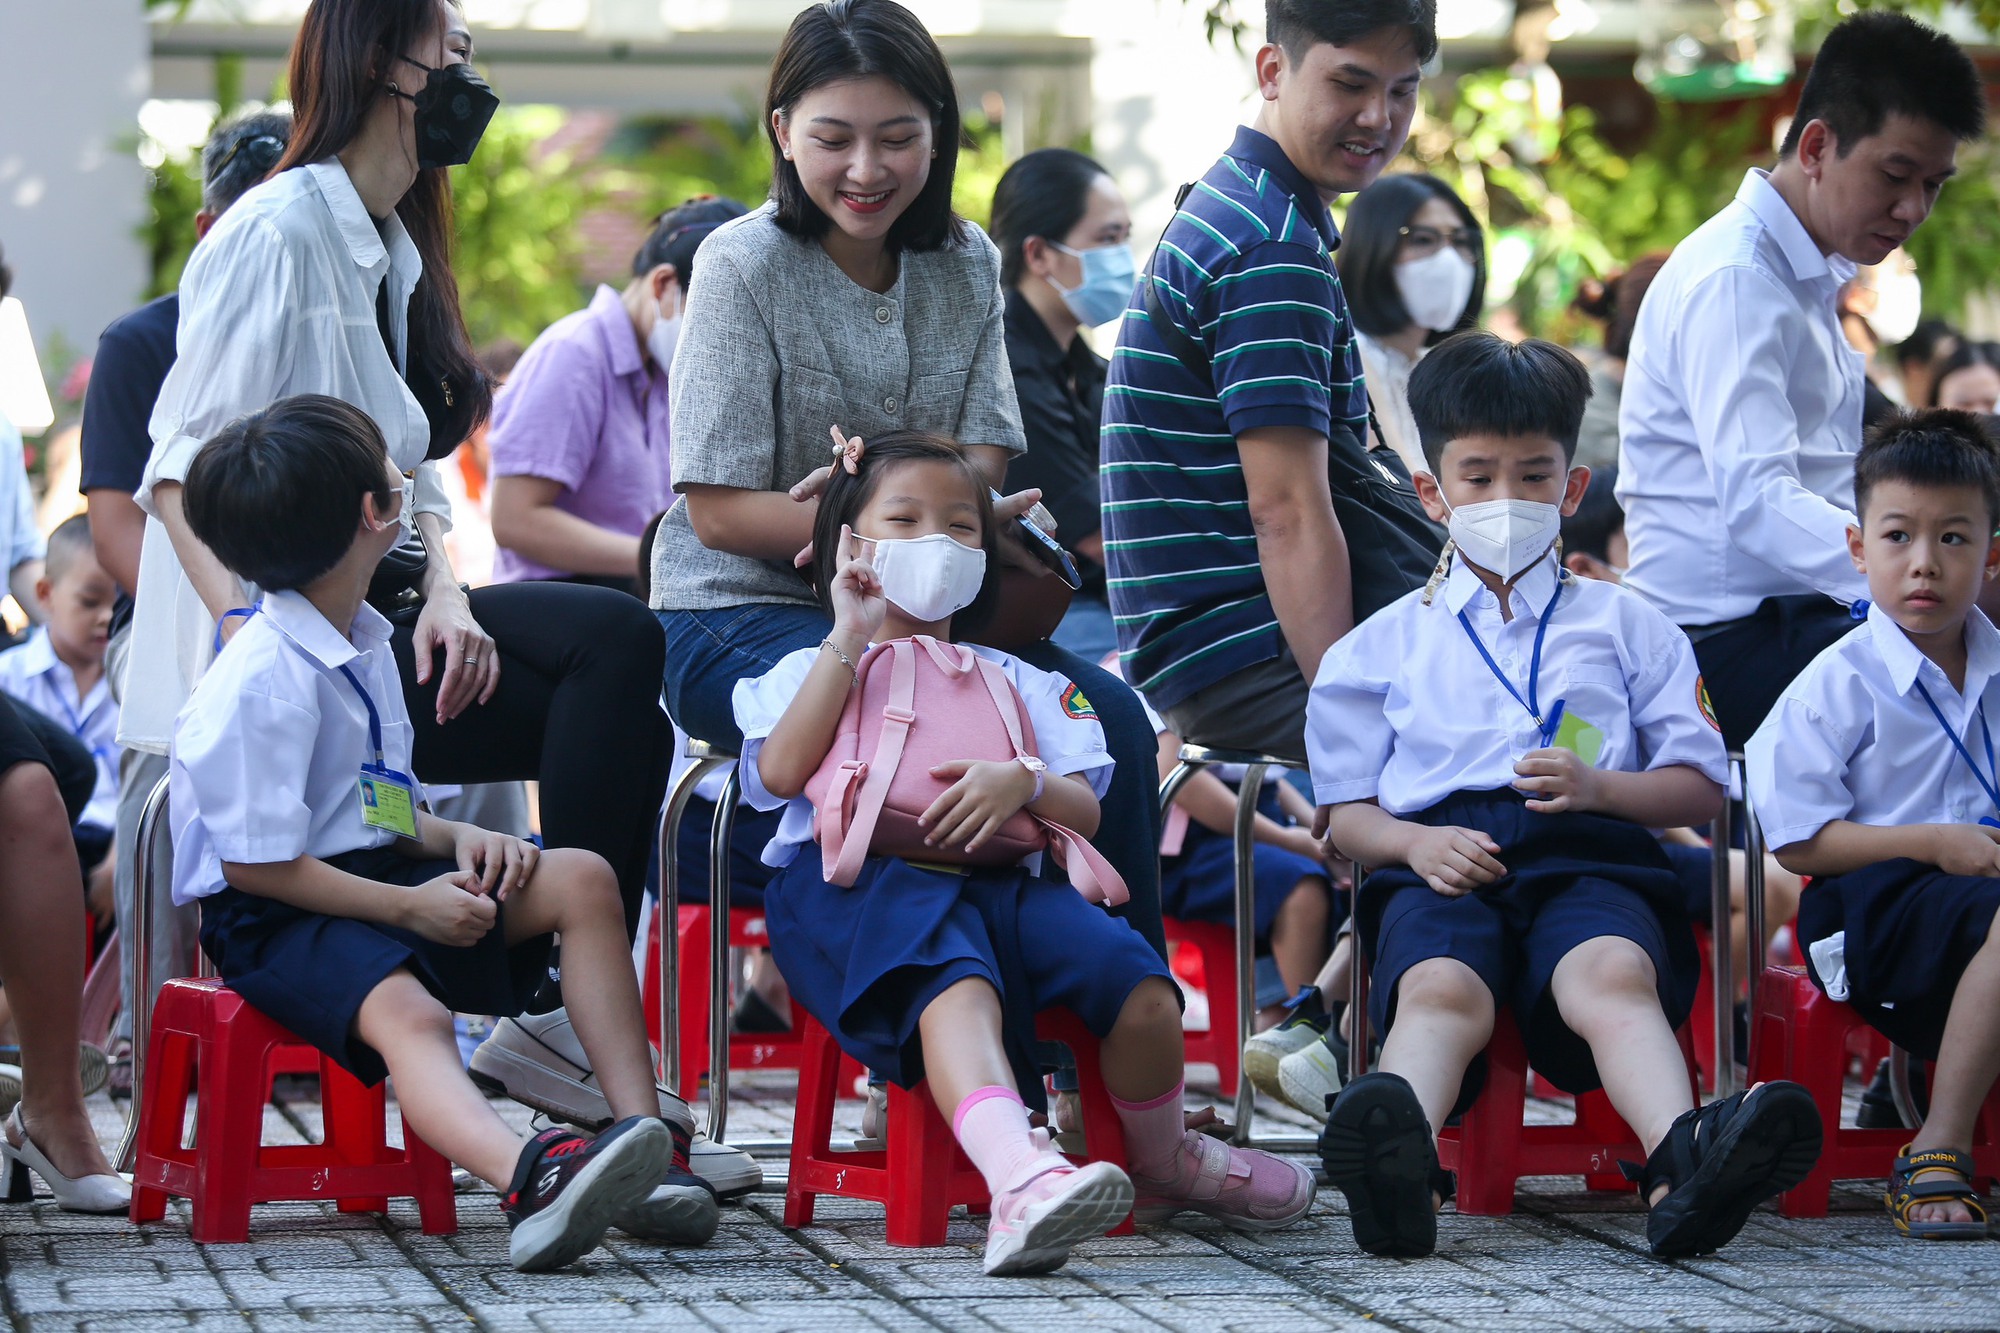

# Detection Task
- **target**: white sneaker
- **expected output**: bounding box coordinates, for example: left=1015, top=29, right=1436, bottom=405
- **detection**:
left=688, top=1130, right=763, bottom=1199
left=855, top=1082, right=888, bottom=1148
left=1243, top=988, right=1332, bottom=1102
left=1274, top=1034, right=1345, bottom=1123
left=471, top=1010, right=763, bottom=1197
left=0, top=1065, right=19, bottom=1122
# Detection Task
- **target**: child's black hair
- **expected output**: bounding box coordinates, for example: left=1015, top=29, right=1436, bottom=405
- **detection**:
left=1854, top=408, right=2000, bottom=530
left=808, top=430, right=1001, bottom=638
left=184, top=394, right=396, bottom=592
left=1406, top=331, right=1593, bottom=472
left=1561, top=464, right=1624, bottom=563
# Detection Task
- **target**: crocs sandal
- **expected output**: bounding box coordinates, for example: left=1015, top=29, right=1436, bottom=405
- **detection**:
left=1630, top=1081, right=1823, bottom=1258
left=1886, top=1145, right=1990, bottom=1240
left=1318, top=1071, right=1454, bottom=1257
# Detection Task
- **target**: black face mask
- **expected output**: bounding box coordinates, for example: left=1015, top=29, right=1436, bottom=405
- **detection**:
left=389, top=57, right=498, bottom=170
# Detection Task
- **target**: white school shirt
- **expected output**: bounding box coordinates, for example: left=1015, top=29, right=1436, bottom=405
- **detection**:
left=732, top=642, right=1114, bottom=869
left=168, top=591, right=422, bottom=908
left=1308, top=555, right=1729, bottom=816
left=1747, top=602, right=2000, bottom=851
left=122, top=158, right=451, bottom=755
left=1615, top=169, right=1871, bottom=627
left=0, top=628, right=120, bottom=829
left=0, top=415, right=42, bottom=578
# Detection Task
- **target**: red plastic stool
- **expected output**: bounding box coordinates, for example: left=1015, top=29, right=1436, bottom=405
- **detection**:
left=1162, top=918, right=1240, bottom=1096
left=1751, top=963, right=2000, bottom=1217
left=784, top=1009, right=1133, bottom=1245
left=129, top=978, right=457, bottom=1243
left=1438, top=1009, right=1701, bottom=1215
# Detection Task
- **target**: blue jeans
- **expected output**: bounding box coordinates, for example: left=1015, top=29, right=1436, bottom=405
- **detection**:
left=659, top=603, right=1166, bottom=960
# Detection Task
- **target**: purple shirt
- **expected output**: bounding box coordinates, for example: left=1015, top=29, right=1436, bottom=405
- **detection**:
left=488, top=285, right=671, bottom=583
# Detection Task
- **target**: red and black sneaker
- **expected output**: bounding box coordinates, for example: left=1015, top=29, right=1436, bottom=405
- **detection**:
left=612, top=1108, right=720, bottom=1246
left=502, top=1116, right=670, bottom=1271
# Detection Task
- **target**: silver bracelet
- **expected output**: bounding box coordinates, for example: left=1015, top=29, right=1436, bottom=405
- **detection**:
left=819, top=638, right=860, bottom=687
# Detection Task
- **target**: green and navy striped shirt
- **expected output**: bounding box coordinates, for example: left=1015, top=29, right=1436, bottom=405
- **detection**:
left=1101, top=127, right=1369, bottom=710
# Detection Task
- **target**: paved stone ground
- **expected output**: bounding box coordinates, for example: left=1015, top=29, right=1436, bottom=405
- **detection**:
left=6, top=1065, right=2000, bottom=1332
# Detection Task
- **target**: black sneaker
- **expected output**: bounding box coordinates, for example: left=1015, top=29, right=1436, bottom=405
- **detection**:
left=612, top=1111, right=720, bottom=1246
left=502, top=1117, right=671, bottom=1272
left=1633, top=1081, right=1823, bottom=1258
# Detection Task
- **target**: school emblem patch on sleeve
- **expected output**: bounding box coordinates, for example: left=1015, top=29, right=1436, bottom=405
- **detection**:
left=1696, top=676, right=1721, bottom=732
left=1061, top=683, right=1097, bottom=720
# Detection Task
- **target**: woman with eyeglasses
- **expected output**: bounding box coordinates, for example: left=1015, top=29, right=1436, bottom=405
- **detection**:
left=123, top=0, right=702, bottom=1215
left=1334, top=174, right=1486, bottom=477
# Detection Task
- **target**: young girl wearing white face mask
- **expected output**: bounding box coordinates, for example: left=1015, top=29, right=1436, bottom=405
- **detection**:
left=736, top=428, right=1314, bottom=1277
left=1338, top=175, right=1486, bottom=478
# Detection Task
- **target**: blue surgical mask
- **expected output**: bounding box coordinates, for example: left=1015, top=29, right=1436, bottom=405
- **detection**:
left=1046, top=241, right=1137, bottom=328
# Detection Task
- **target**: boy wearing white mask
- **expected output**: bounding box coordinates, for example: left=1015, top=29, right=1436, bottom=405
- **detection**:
left=1306, top=332, right=1822, bottom=1260
left=487, top=197, right=747, bottom=591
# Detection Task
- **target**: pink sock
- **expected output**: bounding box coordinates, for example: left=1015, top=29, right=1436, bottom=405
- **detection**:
left=952, top=1086, right=1053, bottom=1196
left=1112, top=1082, right=1187, bottom=1178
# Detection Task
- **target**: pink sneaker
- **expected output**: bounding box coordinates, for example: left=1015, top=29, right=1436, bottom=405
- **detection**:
left=1130, top=1131, right=1315, bottom=1231
left=982, top=1158, right=1135, bottom=1276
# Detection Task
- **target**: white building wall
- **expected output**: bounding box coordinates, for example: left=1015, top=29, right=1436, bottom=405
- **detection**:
left=0, top=0, right=152, bottom=393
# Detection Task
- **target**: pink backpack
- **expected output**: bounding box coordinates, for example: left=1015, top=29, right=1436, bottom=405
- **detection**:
left=804, top=635, right=1128, bottom=906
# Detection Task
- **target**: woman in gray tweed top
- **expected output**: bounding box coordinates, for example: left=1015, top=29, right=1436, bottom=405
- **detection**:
left=651, top=0, right=1164, bottom=957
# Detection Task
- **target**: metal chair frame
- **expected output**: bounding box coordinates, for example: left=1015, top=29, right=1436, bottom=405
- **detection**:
left=1157, top=743, right=1317, bottom=1150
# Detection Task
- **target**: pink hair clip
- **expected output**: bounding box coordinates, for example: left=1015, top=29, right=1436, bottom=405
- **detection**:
left=830, top=425, right=865, bottom=476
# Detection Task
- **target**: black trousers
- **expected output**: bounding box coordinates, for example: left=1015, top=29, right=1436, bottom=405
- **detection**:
left=390, top=582, right=670, bottom=940
left=1687, top=594, right=1856, bottom=754
left=0, top=693, right=95, bottom=826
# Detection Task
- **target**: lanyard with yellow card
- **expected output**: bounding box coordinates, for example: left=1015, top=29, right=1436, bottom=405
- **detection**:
left=337, top=663, right=420, bottom=840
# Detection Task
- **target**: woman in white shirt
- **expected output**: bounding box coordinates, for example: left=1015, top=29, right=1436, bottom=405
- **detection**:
left=129, top=0, right=668, bottom=971
left=1334, top=174, right=1486, bottom=478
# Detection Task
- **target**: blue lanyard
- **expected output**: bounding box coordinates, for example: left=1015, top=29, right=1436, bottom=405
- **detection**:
left=336, top=663, right=389, bottom=768
left=1457, top=573, right=1567, bottom=747
left=213, top=605, right=259, bottom=654
left=1913, top=679, right=2000, bottom=818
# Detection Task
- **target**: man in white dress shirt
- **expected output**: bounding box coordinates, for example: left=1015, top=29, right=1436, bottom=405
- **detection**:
left=1615, top=12, right=1986, bottom=752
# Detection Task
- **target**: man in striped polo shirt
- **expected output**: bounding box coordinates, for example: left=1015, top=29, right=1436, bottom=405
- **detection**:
left=1102, top=0, right=1435, bottom=760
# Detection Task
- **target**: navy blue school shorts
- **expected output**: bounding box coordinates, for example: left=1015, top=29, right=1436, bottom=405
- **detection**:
left=761, top=851, right=1174, bottom=1111
left=1799, top=858, right=2000, bottom=1060
left=197, top=847, right=552, bottom=1085
left=1360, top=790, right=1698, bottom=1098
left=1161, top=788, right=1330, bottom=940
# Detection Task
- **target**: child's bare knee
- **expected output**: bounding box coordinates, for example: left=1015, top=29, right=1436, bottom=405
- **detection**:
left=358, top=969, right=450, bottom=1039
left=1396, top=959, right=1492, bottom=1022
left=1558, top=939, right=1658, bottom=1009
left=538, top=847, right=621, bottom=912
left=1119, top=976, right=1182, bottom=1030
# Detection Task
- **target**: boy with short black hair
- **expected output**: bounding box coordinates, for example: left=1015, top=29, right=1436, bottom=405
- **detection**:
left=0, top=515, right=122, bottom=889
left=172, top=394, right=713, bottom=1271
left=1749, top=409, right=2000, bottom=1240
left=1310, top=331, right=1822, bottom=1259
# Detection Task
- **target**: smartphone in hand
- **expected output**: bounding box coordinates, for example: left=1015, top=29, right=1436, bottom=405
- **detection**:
left=992, top=489, right=1083, bottom=589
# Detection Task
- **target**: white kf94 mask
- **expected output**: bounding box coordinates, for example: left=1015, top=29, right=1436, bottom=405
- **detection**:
left=866, top=533, right=987, bottom=623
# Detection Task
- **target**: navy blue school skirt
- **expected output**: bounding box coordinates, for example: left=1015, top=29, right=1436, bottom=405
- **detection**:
left=1798, top=858, right=2000, bottom=1059
left=197, top=847, right=552, bottom=1085
left=761, top=851, right=1174, bottom=1111
left=1161, top=788, right=1328, bottom=941
left=1359, top=790, right=1698, bottom=1097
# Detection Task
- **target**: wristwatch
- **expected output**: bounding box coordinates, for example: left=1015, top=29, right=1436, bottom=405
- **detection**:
left=1016, top=754, right=1048, bottom=803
